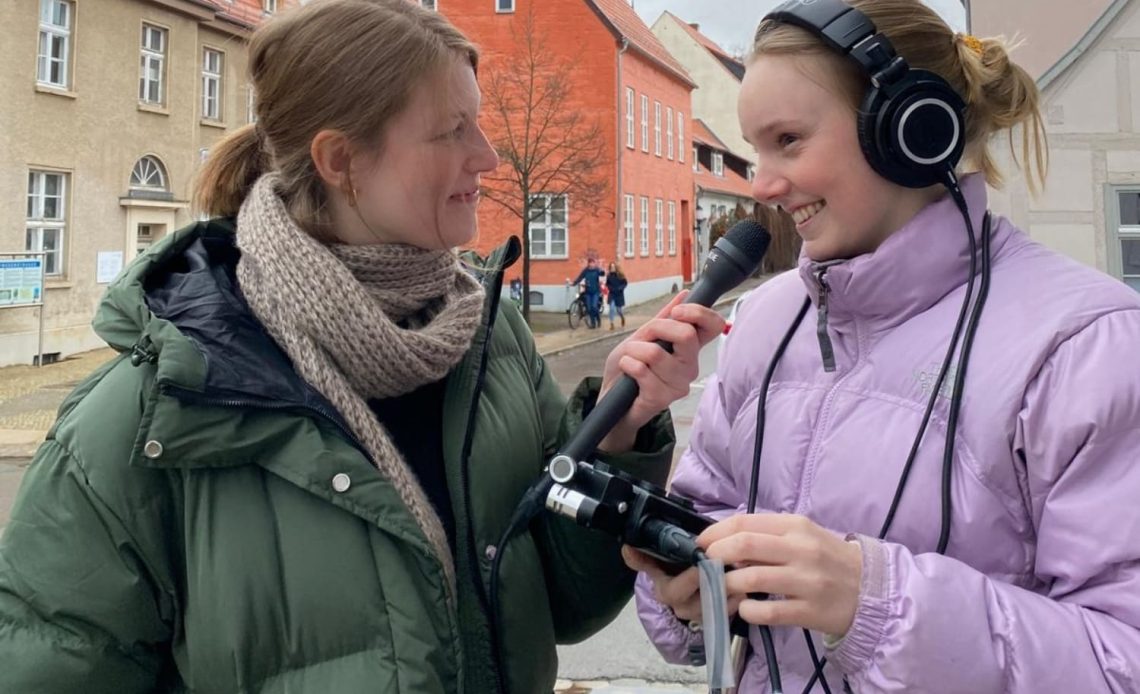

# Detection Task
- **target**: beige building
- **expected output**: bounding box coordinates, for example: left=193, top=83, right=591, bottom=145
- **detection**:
left=971, top=0, right=1140, bottom=291
left=0, top=0, right=289, bottom=367
left=651, top=12, right=751, bottom=161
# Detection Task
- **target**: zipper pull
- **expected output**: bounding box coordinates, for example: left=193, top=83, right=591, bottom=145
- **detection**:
left=686, top=620, right=707, bottom=667
left=130, top=336, right=157, bottom=367
left=816, top=269, right=837, bottom=373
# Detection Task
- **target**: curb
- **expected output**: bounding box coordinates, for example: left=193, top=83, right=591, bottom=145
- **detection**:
left=537, top=291, right=745, bottom=358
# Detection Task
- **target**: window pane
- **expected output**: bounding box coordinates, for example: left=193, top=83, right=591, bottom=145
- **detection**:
left=1121, top=239, right=1140, bottom=276
left=42, top=230, right=59, bottom=252
left=1120, top=191, right=1140, bottom=226
left=549, top=202, right=566, bottom=225
left=26, top=228, right=37, bottom=250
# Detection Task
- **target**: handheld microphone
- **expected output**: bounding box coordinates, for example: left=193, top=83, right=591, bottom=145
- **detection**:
left=559, top=219, right=772, bottom=462
left=493, top=219, right=771, bottom=577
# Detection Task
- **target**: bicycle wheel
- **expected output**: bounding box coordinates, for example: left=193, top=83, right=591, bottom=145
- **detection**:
left=567, top=299, right=584, bottom=330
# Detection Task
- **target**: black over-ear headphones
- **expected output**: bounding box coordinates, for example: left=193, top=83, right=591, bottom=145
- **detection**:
left=764, top=0, right=967, bottom=189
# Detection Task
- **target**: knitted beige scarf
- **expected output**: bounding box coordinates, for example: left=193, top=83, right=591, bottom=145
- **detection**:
left=235, top=174, right=485, bottom=592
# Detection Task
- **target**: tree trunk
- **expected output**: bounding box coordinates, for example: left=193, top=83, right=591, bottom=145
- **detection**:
left=521, top=201, right=531, bottom=322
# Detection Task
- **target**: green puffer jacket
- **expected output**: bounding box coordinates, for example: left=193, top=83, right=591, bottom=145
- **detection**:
left=0, top=219, right=674, bottom=693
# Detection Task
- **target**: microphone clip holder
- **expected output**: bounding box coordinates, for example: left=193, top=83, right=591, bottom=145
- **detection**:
left=543, top=454, right=713, bottom=569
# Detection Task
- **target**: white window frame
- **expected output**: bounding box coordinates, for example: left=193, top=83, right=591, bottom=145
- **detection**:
left=37, top=0, right=72, bottom=89
left=640, top=95, right=649, bottom=153
left=624, top=194, right=635, bottom=258
left=495, top=0, right=515, bottom=12
left=668, top=201, right=677, bottom=255
left=654, top=102, right=662, bottom=157
left=655, top=199, right=664, bottom=255
left=202, top=48, right=224, bottom=121
left=639, top=196, right=649, bottom=256
left=666, top=107, right=674, bottom=160
left=692, top=147, right=700, bottom=172
left=625, top=88, right=635, bottom=149
left=678, top=113, right=685, bottom=164
left=139, top=24, right=167, bottom=105
left=528, top=193, right=569, bottom=259
left=264, top=0, right=278, bottom=12
left=713, top=152, right=725, bottom=176
left=25, top=171, right=67, bottom=277
left=1111, top=186, right=1140, bottom=291
left=130, top=156, right=168, bottom=191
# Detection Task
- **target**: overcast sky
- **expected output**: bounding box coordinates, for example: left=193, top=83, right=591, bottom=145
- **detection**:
left=632, top=0, right=968, bottom=55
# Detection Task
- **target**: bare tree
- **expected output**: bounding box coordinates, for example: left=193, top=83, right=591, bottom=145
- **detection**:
left=479, top=6, right=609, bottom=320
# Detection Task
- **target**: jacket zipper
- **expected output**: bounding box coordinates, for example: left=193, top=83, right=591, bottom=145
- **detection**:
left=815, top=267, right=837, bottom=372
left=457, top=262, right=509, bottom=694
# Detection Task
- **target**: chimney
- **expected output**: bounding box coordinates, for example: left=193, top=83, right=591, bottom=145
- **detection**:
left=689, top=23, right=700, bottom=31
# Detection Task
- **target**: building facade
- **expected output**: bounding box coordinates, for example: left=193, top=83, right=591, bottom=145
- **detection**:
left=690, top=119, right=755, bottom=276
left=0, top=0, right=292, bottom=366
left=973, top=0, right=1140, bottom=292
left=441, top=0, right=696, bottom=310
left=651, top=12, right=751, bottom=163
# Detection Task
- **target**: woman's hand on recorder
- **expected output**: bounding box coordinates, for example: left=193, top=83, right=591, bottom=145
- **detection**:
left=622, top=545, right=743, bottom=624
left=699, top=513, right=862, bottom=637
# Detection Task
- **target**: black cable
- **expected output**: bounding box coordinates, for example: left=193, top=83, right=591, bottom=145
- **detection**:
left=741, top=298, right=810, bottom=694
left=800, top=631, right=833, bottom=694
left=761, top=622, right=783, bottom=694
left=877, top=182, right=978, bottom=541
left=935, top=203, right=993, bottom=553
left=749, top=296, right=813, bottom=513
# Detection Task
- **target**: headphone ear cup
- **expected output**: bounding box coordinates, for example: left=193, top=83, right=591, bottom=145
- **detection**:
left=858, top=85, right=916, bottom=187
left=858, top=71, right=967, bottom=188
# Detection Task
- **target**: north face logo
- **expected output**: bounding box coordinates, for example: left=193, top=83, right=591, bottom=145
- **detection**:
left=915, top=363, right=958, bottom=400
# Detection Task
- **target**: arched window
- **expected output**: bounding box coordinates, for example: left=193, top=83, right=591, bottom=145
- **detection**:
left=130, top=155, right=168, bottom=190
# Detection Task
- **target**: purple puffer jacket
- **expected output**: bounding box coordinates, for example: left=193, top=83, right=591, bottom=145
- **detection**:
left=636, top=175, right=1140, bottom=692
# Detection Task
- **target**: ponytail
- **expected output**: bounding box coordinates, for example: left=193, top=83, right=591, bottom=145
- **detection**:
left=193, top=124, right=270, bottom=218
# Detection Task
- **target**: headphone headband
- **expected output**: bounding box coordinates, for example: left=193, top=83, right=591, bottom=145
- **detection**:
left=762, top=0, right=967, bottom=188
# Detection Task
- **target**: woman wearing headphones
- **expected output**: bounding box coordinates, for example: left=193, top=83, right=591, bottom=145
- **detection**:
left=626, top=0, right=1140, bottom=691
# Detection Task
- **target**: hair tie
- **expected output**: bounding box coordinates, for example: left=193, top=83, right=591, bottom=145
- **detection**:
left=957, top=33, right=985, bottom=57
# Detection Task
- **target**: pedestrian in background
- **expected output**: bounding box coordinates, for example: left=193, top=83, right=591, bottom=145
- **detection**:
left=606, top=261, right=628, bottom=330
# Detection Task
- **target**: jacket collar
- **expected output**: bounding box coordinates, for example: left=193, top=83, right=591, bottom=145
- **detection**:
left=798, top=175, right=1009, bottom=329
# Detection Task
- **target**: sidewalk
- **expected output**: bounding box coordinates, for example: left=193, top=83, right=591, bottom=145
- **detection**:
left=0, top=278, right=766, bottom=461
left=531, top=276, right=766, bottom=357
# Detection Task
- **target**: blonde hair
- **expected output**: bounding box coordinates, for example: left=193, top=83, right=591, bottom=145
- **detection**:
left=750, top=0, right=1047, bottom=193
left=193, top=0, right=479, bottom=241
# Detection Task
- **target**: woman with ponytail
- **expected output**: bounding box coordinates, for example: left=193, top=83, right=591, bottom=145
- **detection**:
left=628, top=0, right=1140, bottom=691
left=0, top=1, right=724, bottom=692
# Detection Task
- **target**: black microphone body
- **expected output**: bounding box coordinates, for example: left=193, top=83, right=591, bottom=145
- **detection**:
left=558, top=220, right=772, bottom=463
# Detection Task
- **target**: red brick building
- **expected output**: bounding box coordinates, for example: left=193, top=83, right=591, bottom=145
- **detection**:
left=440, top=0, right=696, bottom=311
